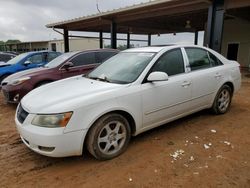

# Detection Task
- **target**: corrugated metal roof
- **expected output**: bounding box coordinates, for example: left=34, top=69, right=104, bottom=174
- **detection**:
left=46, top=0, right=176, bottom=28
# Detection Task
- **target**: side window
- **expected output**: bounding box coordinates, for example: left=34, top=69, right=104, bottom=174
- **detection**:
left=27, top=54, right=43, bottom=64
left=151, top=48, right=184, bottom=76
left=185, top=48, right=211, bottom=71
left=96, top=51, right=117, bottom=63
left=208, top=51, right=223, bottom=66
left=47, top=52, right=59, bottom=62
left=70, top=52, right=96, bottom=66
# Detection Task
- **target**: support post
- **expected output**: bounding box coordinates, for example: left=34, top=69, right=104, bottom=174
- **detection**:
left=127, top=32, right=130, bottom=49
left=63, top=29, right=69, bottom=52
left=194, top=31, right=199, bottom=45
left=148, top=34, right=151, bottom=46
left=205, top=0, right=225, bottom=52
left=99, top=31, right=103, bottom=49
left=111, top=21, right=117, bottom=49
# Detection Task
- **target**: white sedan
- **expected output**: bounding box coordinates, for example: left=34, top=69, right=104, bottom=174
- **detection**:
left=15, top=45, right=241, bottom=160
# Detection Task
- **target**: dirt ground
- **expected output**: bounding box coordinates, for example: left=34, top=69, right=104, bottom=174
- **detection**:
left=0, top=76, right=250, bottom=188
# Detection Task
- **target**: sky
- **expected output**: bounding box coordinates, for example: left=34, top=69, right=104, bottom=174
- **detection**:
left=0, top=0, right=204, bottom=46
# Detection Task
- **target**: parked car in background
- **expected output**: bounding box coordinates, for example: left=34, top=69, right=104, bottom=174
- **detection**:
left=0, top=52, right=16, bottom=63
left=0, top=51, right=61, bottom=83
left=1, top=49, right=118, bottom=103
left=15, top=45, right=241, bottom=160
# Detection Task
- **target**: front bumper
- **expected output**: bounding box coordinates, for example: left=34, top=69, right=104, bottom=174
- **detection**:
left=1, top=84, right=31, bottom=103
left=15, top=111, right=88, bottom=157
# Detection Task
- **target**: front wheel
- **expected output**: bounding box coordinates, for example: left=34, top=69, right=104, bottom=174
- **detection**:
left=86, top=113, right=131, bottom=160
left=212, top=85, right=232, bottom=114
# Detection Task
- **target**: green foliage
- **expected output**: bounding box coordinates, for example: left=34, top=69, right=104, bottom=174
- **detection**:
left=5, top=40, right=21, bottom=44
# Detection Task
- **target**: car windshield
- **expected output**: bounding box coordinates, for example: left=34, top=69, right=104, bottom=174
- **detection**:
left=45, top=52, right=77, bottom=68
left=87, top=52, right=155, bottom=84
left=6, top=53, right=28, bottom=65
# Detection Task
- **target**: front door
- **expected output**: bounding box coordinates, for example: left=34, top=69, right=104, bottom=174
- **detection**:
left=141, top=48, right=192, bottom=128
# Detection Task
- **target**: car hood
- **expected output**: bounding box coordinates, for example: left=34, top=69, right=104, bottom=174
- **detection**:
left=0, top=62, right=11, bottom=67
left=21, top=76, right=125, bottom=113
left=3, top=67, right=50, bottom=83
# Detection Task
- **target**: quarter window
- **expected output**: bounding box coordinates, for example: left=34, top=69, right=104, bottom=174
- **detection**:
left=71, top=52, right=96, bottom=66
left=208, top=51, right=223, bottom=66
left=151, top=49, right=184, bottom=76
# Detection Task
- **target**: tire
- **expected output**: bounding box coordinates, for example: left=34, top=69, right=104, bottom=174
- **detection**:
left=86, top=113, right=131, bottom=160
left=212, top=85, right=232, bottom=114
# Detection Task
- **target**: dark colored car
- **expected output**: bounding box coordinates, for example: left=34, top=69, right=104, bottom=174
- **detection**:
left=1, top=49, right=118, bottom=103
left=0, top=52, right=16, bottom=63
left=0, top=51, right=61, bottom=82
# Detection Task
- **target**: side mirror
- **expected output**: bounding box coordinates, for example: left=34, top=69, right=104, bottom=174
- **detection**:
left=62, top=62, right=74, bottom=70
left=147, top=71, right=169, bottom=82
left=23, top=60, right=32, bottom=66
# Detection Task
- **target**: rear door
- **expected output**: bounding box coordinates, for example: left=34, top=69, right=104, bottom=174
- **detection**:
left=184, top=47, right=225, bottom=109
left=60, top=52, right=97, bottom=79
left=141, top=48, right=192, bottom=128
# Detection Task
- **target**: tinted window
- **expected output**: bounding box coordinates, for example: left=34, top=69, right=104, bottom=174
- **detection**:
left=27, top=54, right=43, bottom=64
left=208, top=52, right=223, bottom=66
left=71, top=52, right=96, bottom=66
left=47, top=52, right=59, bottom=62
left=185, top=48, right=211, bottom=71
left=151, top=49, right=184, bottom=76
left=96, top=51, right=117, bottom=63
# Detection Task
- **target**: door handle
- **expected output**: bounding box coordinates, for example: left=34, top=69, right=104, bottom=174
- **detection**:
left=182, top=81, right=191, bottom=87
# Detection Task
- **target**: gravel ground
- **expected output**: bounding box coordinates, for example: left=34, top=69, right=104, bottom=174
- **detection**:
left=0, top=75, right=249, bottom=188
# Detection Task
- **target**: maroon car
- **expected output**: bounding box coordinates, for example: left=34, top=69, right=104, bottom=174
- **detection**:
left=1, top=49, right=118, bottom=103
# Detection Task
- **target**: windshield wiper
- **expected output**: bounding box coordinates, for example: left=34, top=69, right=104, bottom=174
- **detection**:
left=87, top=76, right=110, bottom=83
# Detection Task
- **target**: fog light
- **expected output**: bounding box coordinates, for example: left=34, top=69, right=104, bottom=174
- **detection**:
left=38, top=146, right=55, bottom=152
left=13, top=94, right=20, bottom=102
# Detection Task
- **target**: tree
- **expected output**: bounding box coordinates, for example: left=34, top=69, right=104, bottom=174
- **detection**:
left=5, top=40, right=21, bottom=44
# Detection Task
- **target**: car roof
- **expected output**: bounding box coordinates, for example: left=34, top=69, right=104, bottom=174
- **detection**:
left=122, top=44, right=208, bottom=53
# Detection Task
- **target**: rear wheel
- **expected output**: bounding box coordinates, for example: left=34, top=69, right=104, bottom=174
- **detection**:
left=86, top=113, right=131, bottom=160
left=212, top=85, right=232, bottom=114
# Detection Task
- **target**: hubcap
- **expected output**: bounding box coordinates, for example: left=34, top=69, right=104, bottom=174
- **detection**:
left=218, top=89, right=230, bottom=112
left=98, top=121, right=126, bottom=155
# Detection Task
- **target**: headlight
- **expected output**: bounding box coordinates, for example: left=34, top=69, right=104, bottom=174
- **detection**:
left=9, top=77, right=31, bottom=86
left=31, top=112, right=73, bottom=128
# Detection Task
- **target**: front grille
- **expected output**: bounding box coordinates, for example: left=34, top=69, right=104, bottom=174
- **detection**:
left=17, top=105, right=29, bottom=124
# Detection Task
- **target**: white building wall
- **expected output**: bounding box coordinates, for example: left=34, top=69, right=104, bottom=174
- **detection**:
left=221, top=18, right=250, bottom=67
left=48, top=38, right=99, bottom=53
